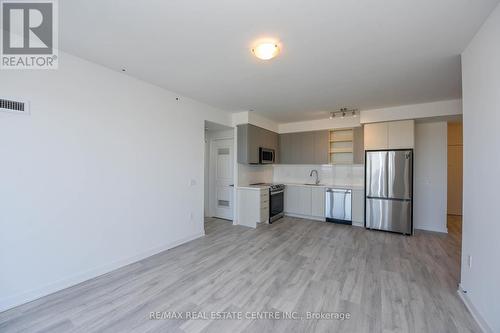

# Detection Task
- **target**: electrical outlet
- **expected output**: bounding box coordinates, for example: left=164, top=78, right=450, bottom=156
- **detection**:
left=467, top=255, right=472, bottom=268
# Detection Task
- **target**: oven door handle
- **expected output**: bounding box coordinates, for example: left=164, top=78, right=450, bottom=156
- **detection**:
left=270, top=190, right=284, bottom=195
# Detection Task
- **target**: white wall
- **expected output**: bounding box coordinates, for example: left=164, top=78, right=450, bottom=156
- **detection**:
left=0, top=52, right=232, bottom=312
left=360, top=99, right=462, bottom=124
left=414, top=122, right=448, bottom=233
left=247, top=112, right=279, bottom=133
left=461, top=3, right=500, bottom=332
left=231, top=111, right=279, bottom=133
left=237, top=164, right=273, bottom=186
left=278, top=116, right=361, bottom=133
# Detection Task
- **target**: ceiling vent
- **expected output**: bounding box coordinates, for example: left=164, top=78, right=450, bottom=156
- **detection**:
left=0, top=98, right=29, bottom=114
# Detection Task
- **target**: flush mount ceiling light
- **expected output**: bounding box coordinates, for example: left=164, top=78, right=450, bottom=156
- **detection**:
left=252, top=42, right=280, bottom=60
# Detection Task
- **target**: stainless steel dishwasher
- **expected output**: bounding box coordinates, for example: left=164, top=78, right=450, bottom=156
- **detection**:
left=325, top=188, right=352, bottom=224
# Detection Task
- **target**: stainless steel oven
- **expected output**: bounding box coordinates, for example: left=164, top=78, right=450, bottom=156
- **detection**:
left=259, top=147, right=275, bottom=164
left=269, top=184, right=285, bottom=223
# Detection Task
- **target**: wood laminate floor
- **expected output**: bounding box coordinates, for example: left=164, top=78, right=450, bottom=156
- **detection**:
left=0, top=216, right=479, bottom=333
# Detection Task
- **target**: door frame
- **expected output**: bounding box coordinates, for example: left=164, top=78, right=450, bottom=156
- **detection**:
left=208, top=136, right=235, bottom=220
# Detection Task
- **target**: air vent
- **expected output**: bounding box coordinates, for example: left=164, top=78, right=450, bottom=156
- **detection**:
left=0, top=98, right=29, bottom=114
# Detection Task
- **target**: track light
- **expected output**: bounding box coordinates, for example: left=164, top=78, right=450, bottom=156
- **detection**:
left=328, top=107, right=358, bottom=120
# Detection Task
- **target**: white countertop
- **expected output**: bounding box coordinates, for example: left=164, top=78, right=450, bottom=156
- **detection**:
left=236, top=185, right=270, bottom=191
left=237, top=183, right=363, bottom=191
left=282, top=183, right=364, bottom=190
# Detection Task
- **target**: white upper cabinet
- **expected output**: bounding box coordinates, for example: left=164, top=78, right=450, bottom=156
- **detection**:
left=364, top=123, right=389, bottom=150
left=388, top=120, right=414, bottom=149
left=364, top=120, right=414, bottom=150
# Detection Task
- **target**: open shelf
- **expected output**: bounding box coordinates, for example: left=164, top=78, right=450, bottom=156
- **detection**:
left=330, top=147, right=353, bottom=153
left=330, top=152, right=354, bottom=164
left=330, top=129, right=353, bottom=142
left=329, top=139, right=353, bottom=143
left=329, top=129, right=354, bottom=164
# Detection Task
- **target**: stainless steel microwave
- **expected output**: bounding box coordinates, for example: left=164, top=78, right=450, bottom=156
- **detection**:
left=259, top=147, right=275, bottom=164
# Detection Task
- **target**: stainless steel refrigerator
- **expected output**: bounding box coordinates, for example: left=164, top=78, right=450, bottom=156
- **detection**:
left=365, top=150, right=413, bottom=235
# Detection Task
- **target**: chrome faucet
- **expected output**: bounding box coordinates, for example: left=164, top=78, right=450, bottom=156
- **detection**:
left=310, top=169, right=320, bottom=185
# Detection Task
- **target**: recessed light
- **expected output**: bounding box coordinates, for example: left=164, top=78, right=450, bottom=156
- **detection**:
left=252, top=42, right=280, bottom=60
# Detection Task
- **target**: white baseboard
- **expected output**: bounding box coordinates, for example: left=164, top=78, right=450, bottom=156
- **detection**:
left=415, top=225, right=448, bottom=233
left=457, top=284, right=493, bottom=333
left=284, top=213, right=325, bottom=222
left=0, top=232, right=205, bottom=313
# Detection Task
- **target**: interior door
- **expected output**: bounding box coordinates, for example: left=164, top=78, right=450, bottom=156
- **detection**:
left=448, top=145, right=463, bottom=215
left=212, top=139, right=234, bottom=220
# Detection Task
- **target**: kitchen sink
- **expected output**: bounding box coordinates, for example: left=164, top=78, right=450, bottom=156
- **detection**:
left=304, top=183, right=323, bottom=186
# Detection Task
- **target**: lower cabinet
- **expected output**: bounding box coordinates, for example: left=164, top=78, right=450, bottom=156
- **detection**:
left=311, top=187, right=326, bottom=218
left=284, top=185, right=325, bottom=220
left=285, top=185, right=364, bottom=224
left=284, top=185, right=301, bottom=215
left=351, top=189, right=364, bottom=226
left=237, top=188, right=269, bottom=228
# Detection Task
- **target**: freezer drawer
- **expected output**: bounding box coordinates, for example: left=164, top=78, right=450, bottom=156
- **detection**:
left=325, top=188, right=352, bottom=224
left=366, top=198, right=412, bottom=234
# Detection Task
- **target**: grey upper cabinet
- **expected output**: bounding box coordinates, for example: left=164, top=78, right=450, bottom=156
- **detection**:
left=279, top=130, right=329, bottom=164
left=237, top=124, right=279, bottom=164
left=313, top=130, right=329, bottom=164
left=300, top=132, right=315, bottom=164
left=280, top=132, right=302, bottom=164
left=279, top=133, right=293, bottom=164
left=353, top=127, right=364, bottom=164
left=247, top=125, right=260, bottom=164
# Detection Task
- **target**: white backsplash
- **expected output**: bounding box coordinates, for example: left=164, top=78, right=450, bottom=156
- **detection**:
left=238, top=164, right=273, bottom=186
left=272, top=164, right=364, bottom=187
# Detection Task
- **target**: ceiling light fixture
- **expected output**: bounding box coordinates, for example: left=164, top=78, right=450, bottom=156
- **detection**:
left=328, top=107, right=359, bottom=120
left=252, top=42, right=280, bottom=60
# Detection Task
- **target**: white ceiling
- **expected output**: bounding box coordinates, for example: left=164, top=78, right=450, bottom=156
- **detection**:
left=60, top=0, right=499, bottom=123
